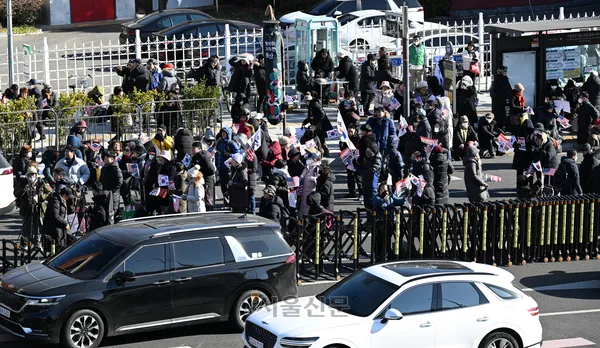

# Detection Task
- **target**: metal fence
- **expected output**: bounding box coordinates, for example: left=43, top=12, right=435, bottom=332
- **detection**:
left=4, top=8, right=598, bottom=97
left=0, top=98, right=222, bottom=161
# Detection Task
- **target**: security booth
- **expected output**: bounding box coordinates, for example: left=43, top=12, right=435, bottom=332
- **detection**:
left=487, top=18, right=600, bottom=108
left=294, top=18, right=341, bottom=72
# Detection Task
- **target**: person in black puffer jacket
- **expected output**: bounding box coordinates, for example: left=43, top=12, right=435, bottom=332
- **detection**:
left=316, top=160, right=335, bottom=212
left=358, top=124, right=381, bottom=209
left=193, top=56, right=221, bottom=87
left=100, top=151, right=123, bottom=223
left=376, top=58, right=401, bottom=89
left=582, top=72, right=600, bottom=110
left=296, top=60, right=318, bottom=97
left=287, top=147, right=304, bottom=178
left=430, top=146, right=454, bottom=205
left=410, top=151, right=435, bottom=207
left=174, top=128, right=193, bottom=162
left=386, top=136, right=405, bottom=185
left=254, top=55, right=267, bottom=113
left=335, top=54, right=359, bottom=93
left=360, top=54, right=378, bottom=116
left=478, top=113, right=500, bottom=158
left=116, top=59, right=150, bottom=94
left=311, top=49, right=334, bottom=78
left=532, top=130, right=559, bottom=170
left=228, top=56, right=253, bottom=96
left=269, top=160, right=290, bottom=208
left=579, top=144, right=600, bottom=193
left=490, top=66, right=513, bottom=128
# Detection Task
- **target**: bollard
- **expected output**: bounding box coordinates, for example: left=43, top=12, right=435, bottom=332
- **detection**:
left=568, top=200, right=575, bottom=261
left=334, top=215, right=340, bottom=280
left=590, top=201, right=596, bottom=259
left=499, top=205, right=505, bottom=265
left=419, top=210, right=425, bottom=257
left=463, top=207, right=469, bottom=257
left=51, top=240, right=55, bottom=256
left=383, top=210, right=389, bottom=262
left=442, top=208, right=448, bottom=256
left=353, top=215, right=358, bottom=270
left=525, top=204, right=532, bottom=265
left=482, top=208, right=488, bottom=263
left=395, top=210, right=401, bottom=260
left=512, top=205, right=520, bottom=266
left=297, top=220, right=303, bottom=278
left=560, top=203, right=567, bottom=262
left=315, top=218, right=321, bottom=281
left=552, top=202, right=559, bottom=262
left=579, top=200, right=585, bottom=260
left=540, top=203, right=546, bottom=259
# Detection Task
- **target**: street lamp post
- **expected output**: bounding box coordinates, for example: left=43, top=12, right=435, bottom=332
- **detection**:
left=7, top=0, right=14, bottom=86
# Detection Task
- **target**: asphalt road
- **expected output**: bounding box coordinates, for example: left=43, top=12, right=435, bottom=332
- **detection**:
left=1, top=261, right=600, bottom=347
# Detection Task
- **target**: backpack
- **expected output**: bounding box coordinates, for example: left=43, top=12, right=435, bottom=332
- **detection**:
left=554, top=163, right=568, bottom=191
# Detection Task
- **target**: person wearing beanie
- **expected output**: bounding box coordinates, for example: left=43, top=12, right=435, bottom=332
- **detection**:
left=287, top=147, right=304, bottom=178
left=158, top=62, right=184, bottom=93
left=100, top=151, right=123, bottom=223
left=227, top=152, right=248, bottom=213
left=279, top=136, right=290, bottom=161
left=430, top=144, right=454, bottom=204
left=258, top=184, right=287, bottom=223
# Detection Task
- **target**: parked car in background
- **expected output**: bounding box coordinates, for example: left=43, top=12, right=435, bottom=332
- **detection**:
left=0, top=213, right=297, bottom=348
left=119, top=9, right=213, bottom=45
left=244, top=260, right=542, bottom=348
left=151, top=19, right=261, bottom=68
left=280, top=0, right=424, bottom=26
left=0, top=154, right=14, bottom=215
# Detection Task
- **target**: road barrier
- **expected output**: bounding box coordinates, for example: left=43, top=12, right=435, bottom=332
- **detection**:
left=3, top=195, right=600, bottom=278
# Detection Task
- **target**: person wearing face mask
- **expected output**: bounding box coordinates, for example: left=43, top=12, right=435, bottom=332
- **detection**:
left=478, top=113, right=500, bottom=158
left=151, top=125, right=174, bottom=153
left=512, top=113, right=534, bottom=178
left=426, top=98, right=449, bottom=150
left=311, top=49, right=334, bottom=79
left=410, top=151, right=435, bottom=207
left=190, top=141, right=215, bottom=211
left=227, top=153, right=249, bottom=214
left=303, top=95, right=333, bottom=156
left=145, top=150, right=175, bottom=215
left=359, top=54, right=378, bottom=116
left=415, top=105, right=432, bottom=154
left=452, top=116, right=478, bottom=161
left=100, top=151, right=123, bottom=223
left=12, top=145, right=33, bottom=182
left=181, top=165, right=205, bottom=213
left=577, top=91, right=599, bottom=145
left=316, top=160, right=335, bottom=212
left=462, top=41, right=479, bottom=81
left=409, top=35, right=427, bottom=89
left=366, top=106, right=396, bottom=156
left=120, top=145, right=146, bottom=207
left=545, top=79, right=565, bottom=101
left=509, top=83, right=527, bottom=135
left=296, top=60, right=318, bottom=98
left=532, top=128, right=559, bottom=172
left=463, top=144, right=489, bottom=202
left=55, top=145, right=90, bottom=186
left=375, top=81, right=396, bottom=112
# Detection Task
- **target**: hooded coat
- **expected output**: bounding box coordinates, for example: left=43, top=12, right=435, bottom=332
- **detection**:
left=457, top=76, right=478, bottom=125
left=583, top=73, right=600, bottom=110
left=42, top=191, right=69, bottom=245
left=174, top=128, right=194, bottom=162
left=185, top=178, right=206, bottom=213
left=311, top=49, right=334, bottom=78
left=118, top=64, right=150, bottom=94
left=366, top=116, right=397, bottom=155
left=307, top=192, right=328, bottom=216
left=359, top=60, right=377, bottom=93
left=580, top=151, right=600, bottom=193
left=228, top=162, right=249, bottom=213
left=262, top=141, right=283, bottom=170
left=195, top=60, right=221, bottom=87
left=335, top=56, right=359, bottom=92
left=228, top=60, right=253, bottom=95
left=430, top=148, right=454, bottom=205
left=158, top=69, right=184, bottom=93
left=296, top=61, right=315, bottom=95
left=558, top=156, right=582, bottom=195
left=259, top=195, right=286, bottom=222
left=411, top=158, right=436, bottom=207
left=215, top=127, right=240, bottom=171
left=316, top=171, right=336, bottom=212
left=428, top=108, right=449, bottom=149
left=463, top=146, right=489, bottom=203
left=387, top=136, right=405, bottom=184
left=532, top=133, right=559, bottom=169
left=512, top=119, right=534, bottom=171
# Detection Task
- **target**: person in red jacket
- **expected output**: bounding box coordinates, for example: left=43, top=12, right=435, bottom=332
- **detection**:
left=261, top=139, right=282, bottom=182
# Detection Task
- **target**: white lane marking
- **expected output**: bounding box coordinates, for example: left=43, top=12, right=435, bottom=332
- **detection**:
left=540, top=308, right=600, bottom=317
left=541, top=338, right=595, bottom=348
left=521, top=280, right=600, bottom=292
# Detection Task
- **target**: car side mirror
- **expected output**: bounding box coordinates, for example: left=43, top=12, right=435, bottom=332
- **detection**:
left=382, top=308, right=403, bottom=323
left=333, top=11, right=342, bottom=17
left=114, top=270, right=136, bottom=285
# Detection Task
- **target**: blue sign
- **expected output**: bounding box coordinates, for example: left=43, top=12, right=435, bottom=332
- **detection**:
left=390, top=57, right=403, bottom=66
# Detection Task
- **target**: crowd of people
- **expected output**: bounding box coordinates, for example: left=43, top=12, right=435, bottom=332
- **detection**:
left=9, top=37, right=600, bottom=249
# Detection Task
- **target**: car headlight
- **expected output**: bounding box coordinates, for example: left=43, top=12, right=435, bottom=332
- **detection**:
left=280, top=337, right=320, bottom=347
left=25, top=295, right=65, bottom=306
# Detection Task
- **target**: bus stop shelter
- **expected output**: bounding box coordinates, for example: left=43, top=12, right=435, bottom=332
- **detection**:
left=486, top=18, right=600, bottom=107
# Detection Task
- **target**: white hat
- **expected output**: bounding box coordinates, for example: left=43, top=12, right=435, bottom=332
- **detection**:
left=187, top=165, right=201, bottom=178
left=336, top=51, right=345, bottom=59
left=380, top=81, right=391, bottom=89
left=303, top=93, right=313, bottom=102
left=252, top=112, right=264, bottom=120
left=284, top=126, right=295, bottom=137
left=157, top=150, right=171, bottom=161
left=417, top=80, right=428, bottom=89
left=231, top=153, right=244, bottom=165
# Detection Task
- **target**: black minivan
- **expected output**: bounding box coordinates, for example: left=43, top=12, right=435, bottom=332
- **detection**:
left=0, top=212, right=297, bottom=348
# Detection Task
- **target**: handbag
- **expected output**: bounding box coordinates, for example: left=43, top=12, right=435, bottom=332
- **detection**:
left=469, top=61, right=480, bottom=75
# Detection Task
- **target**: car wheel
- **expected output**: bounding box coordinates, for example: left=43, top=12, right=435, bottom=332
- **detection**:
left=62, top=309, right=105, bottom=348
left=231, top=290, right=270, bottom=331
left=480, top=332, right=519, bottom=348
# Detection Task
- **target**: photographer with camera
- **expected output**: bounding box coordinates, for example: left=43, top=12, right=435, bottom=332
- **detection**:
left=43, top=186, right=71, bottom=250
left=14, top=164, right=52, bottom=245
left=55, top=145, right=90, bottom=186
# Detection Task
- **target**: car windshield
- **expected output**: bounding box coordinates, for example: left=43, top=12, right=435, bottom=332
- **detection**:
left=305, top=0, right=343, bottom=15
left=45, top=233, right=128, bottom=280
left=317, top=270, right=399, bottom=317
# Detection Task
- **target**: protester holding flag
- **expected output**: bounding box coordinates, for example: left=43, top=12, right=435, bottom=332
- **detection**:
left=171, top=163, right=188, bottom=213
left=341, top=125, right=362, bottom=199
left=415, top=107, right=432, bottom=154
left=358, top=124, right=381, bottom=209
left=228, top=153, right=249, bottom=213
left=215, top=127, right=239, bottom=205
left=145, top=150, right=175, bottom=215
left=410, top=151, right=435, bottom=207
left=452, top=116, right=478, bottom=160
left=478, top=113, right=500, bottom=158
left=298, top=148, right=322, bottom=217
left=191, top=141, right=216, bottom=211
left=366, top=107, right=397, bottom=155
left=303, top=95, right=333, bottom=156
left=532, top=129, right=559, bottom=170
left=174, top=128, right=194, bottom=162
left=338, top=90, right=361, bottom=130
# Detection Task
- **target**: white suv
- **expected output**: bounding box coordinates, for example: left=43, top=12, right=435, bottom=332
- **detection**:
left=243, top=261, right=542, bottom=348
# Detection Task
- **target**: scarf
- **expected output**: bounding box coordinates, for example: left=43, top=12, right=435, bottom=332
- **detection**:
left=514, top=90, right=526, bottom=108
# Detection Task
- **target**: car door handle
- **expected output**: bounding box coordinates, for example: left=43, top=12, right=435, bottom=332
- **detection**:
left=420, top=322, right=433, bottom=328
left=153, top=280, right=171, bottom=285
left=174, top=277, right=192, bottom=283
left=477, top=317, right=490, bottom=322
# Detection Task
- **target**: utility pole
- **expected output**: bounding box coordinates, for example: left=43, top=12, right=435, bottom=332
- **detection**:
left=402, top=4, right=409, bottom=123
left=7, top=0, right=14, bottom=86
